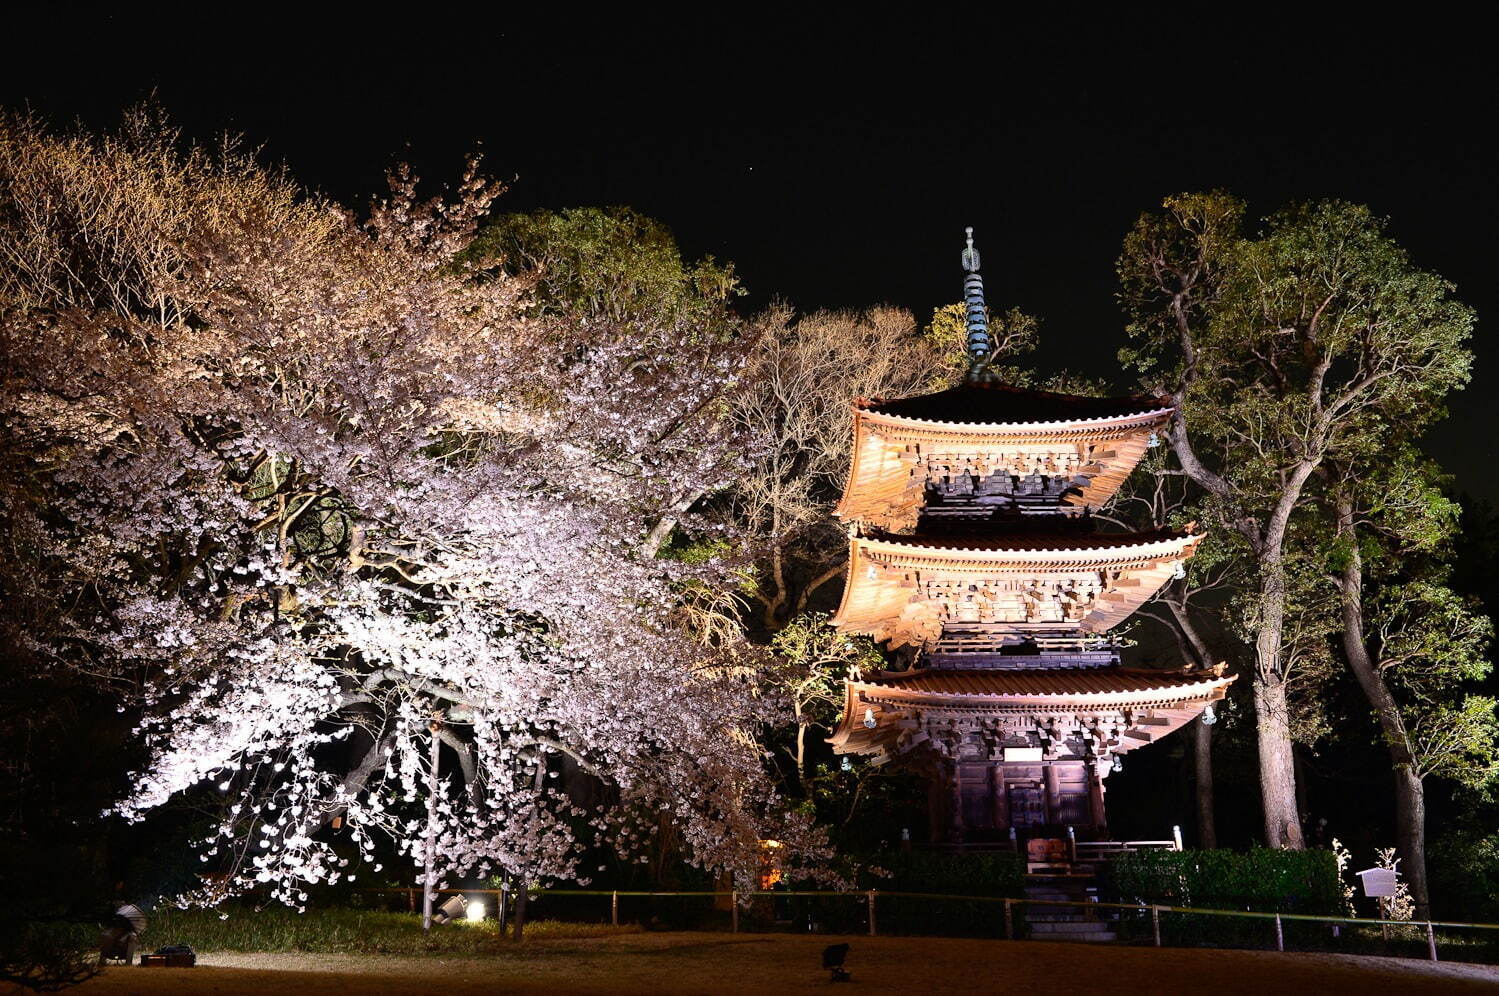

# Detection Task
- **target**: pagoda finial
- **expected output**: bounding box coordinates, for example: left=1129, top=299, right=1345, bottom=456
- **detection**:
left=962, top=227, right=994, bottom=383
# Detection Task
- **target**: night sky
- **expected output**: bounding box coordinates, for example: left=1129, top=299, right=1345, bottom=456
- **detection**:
left=7, top=11, right=1495, bottom=500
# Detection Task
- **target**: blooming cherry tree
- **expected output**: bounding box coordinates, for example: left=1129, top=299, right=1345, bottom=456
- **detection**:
left=0, top=109, right=830, bottom=910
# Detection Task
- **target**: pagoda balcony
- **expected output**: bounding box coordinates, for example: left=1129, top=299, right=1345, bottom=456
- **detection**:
left=923, top=623, right=1121, bottom=669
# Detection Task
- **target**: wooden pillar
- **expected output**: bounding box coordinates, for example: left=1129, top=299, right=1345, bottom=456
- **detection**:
left=1044, top=764, right=1060, bottom=826
left=948, top=760, right=964, bottom=842
left=1088, top=762, right=1107, bottom=831
left=990, top=763, right=1006, bottom=830
left=927, top=761, right=945, bottom=842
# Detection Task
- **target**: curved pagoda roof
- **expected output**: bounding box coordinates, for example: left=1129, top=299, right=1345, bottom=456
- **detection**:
left=835, top=386, right=1173, bottom=532
left=829, top=665, right=1234, bottom=762
left=859, top=382, right=1171, bottom=428
left=831, top=527, right=1203, bottom=649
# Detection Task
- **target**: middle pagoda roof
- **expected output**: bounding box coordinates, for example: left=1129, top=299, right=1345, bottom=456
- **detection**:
left=831, top=526, right=1202, bottom=651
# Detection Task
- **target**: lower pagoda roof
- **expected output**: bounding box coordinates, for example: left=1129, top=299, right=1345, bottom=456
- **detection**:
left=829, top=665, right=1234, bottom=763
left=859, top=667, right=1230, bottom=700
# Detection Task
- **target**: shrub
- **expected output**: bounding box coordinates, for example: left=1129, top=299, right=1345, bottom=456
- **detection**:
left=848, top=850, right=1025, bottom=937
left=1107, top=847, right=1343, bottom=914
left=867, top=850, right=1026, bottom=898
left=1104, top=847, right=1345, bottom=949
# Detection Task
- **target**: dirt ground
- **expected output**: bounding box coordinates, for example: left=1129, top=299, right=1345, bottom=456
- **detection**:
left=74, top=932, right=1499, bottom=995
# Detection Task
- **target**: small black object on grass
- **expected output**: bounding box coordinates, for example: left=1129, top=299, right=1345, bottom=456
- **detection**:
left=139, top=944, right=196, bottom=968
left=822, top=942, right=851, bottom=982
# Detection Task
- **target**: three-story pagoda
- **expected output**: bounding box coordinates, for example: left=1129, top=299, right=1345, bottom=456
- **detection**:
left=827, top=230, right=1233, bottom=843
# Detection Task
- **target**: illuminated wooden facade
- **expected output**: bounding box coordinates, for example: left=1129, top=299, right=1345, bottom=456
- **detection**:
left=826, top=230, right=1233, bottom=843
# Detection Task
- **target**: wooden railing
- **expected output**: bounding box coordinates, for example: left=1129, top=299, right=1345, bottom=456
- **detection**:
left=1074, top=838, right=1181, bottom=861
left=356, top=885, right=1495, bottom=962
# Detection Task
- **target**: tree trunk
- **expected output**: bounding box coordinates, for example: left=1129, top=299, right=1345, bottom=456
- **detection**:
left=513, top=760, right=547, bottom=940
left=1193, top=717, right=1217, bottom=849
left=1253, top=552, right=1305, bottom=849
left=1334, top=491, right=1430, bottom=917
left=1253, top=674, right=1304, bottom=848
left=1394, top=764, right=1429, bottom=918
left=1168, top=599, right=1219, bottom=849
left=512, top=876, right=528, bottom=941
left=421, top=725, right=441, bottom=931
left=794, top=701, right=807, bottom=793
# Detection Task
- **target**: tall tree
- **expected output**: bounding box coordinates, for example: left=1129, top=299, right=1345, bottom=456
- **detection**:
left=1324, top=453, right=1496, bottom=915
left=728, top=306, right=954, bottom=630
left=1120, top=195, right=1475, bottom=847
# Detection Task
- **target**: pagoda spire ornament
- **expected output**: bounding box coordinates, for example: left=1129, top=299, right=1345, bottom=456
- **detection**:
left=962, top=227, right=996, bottom=383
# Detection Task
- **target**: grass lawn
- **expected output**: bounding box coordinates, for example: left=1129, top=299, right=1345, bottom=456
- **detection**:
left=72, top=919, right=1499, bottom=995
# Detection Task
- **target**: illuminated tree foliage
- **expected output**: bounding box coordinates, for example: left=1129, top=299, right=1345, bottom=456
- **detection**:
left=0, top=109, right=832, bottom=909
left=1119, top=194, right=1477, bottom=849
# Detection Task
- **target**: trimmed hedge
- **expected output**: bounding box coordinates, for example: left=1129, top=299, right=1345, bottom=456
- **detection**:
left=1103, top=847, right=1345, bottom=949
left=855, top=850, right=1026, bottom=937
left=1105, top=847, right=1343, bottom=915
left=867, top=850, right=1026, bottom=899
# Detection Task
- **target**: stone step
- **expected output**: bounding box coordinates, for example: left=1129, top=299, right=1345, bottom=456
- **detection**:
left=1023, top=893, right=1098, bottom=905
left=1029, top=930, right=1119, bottom=943
left=1028, top=920, right=1117, bottom=933
left=1026, top=913, right=1117, bottom=924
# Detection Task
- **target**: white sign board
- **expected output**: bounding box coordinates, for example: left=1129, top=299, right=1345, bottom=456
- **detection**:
left=1356, top=867, right=1399, bottom=898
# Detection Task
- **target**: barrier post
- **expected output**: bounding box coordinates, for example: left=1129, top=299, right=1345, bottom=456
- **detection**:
left=867, top=891, right=877, bottom=936
left=1003, top=900, right=1014, bottom=940
left=1427, top=921, right=1438, bottom=962
left=1275, top=913, right=1284, bottom=952
left=1152, top=906, right=1162, bottom=947
left=611, top=890, right=618, bottom=927
left=731, top=892, right=738, bottom=933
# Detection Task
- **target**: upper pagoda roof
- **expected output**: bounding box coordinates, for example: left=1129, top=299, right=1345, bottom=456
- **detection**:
left=835, top=389, right=1173, bottom=533
left=858, top=382, right=1171, bottom=430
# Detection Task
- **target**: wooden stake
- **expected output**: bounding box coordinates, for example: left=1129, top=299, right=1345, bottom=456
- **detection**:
left=1427, top=921, right=1438, bottom=962
left=731, top=892, right=738, bottom=933
left=1152, top=906, right=1162, bottom=947
left=1003, top=899, right=1014, bottom=940
left=867, top=891, right=877, bottom=936
left=1275, top=913, right=1284, bottom=952
left=611, top=890, right=619, bottom=927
